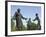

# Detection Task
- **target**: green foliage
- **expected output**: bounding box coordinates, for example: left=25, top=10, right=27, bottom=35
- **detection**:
left=11, top=17, right=40, bottom=31
left=30, top=23, right=38, bottom=30
left=21, top=25, right=27, bottom=31
left=11, top=18, right=16, bottom=31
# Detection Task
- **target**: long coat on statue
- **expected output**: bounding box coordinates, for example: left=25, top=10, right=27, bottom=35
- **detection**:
left=14, top=11, right=26, bottom=30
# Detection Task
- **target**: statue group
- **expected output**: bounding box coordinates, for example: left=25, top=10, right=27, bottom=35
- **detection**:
left=12, top=8, right=41, bottom=31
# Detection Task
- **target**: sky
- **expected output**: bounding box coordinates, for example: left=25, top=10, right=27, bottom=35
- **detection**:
left=11, top=5, right=41, bottom=27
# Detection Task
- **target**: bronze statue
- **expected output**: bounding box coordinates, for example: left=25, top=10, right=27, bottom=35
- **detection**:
left=33, top=13, right=41, bottom=30
left=27, top=18, right=31, bottom=30
left=14, top=8, right=27, bottom=30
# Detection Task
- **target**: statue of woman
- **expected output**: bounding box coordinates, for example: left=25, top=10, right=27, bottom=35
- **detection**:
left=13, top=8, right=27, bottom=30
